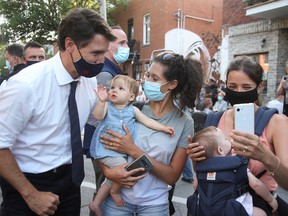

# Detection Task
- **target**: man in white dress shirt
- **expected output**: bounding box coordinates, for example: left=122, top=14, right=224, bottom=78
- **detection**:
left=0, top=8, right=116, bottom=216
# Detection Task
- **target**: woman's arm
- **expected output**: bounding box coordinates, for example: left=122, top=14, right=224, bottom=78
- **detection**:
left=100, top=125, right=187, bottom=185
left=230, top=114, right=288, bottom=190
left=134, top=107, right=174, bottom=135
left=149, top=147, right=187, bottom=185
left=276, top=76, right=286, bottom=97
left=267, top=114, right=288, bottom=190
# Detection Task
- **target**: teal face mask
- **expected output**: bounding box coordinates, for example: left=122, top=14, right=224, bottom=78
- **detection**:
left=5, top=60, right=12, bottom=70
left=217, top=96, right=223, bottom=101
left=113, top=47, right=130, bottom=64
left=143, top=81, right=170, bottom=101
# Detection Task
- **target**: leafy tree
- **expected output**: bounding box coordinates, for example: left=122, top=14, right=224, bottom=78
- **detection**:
left=0, top=0, right=127, bottom=44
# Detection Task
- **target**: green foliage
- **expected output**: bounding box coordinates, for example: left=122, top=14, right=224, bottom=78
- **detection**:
left=0, top=0, right=127, bottom=44
left=0, top=44, right=9, bottom=78
left=106, top=0, right=128, bottom=26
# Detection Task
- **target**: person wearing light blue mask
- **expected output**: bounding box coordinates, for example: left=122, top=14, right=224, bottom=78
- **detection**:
left=143, top=80, right=170, bottom=101
left=109, top=29, right=130, bottom=64
left=0, top=44, right=26, bottom=85
left=99, top=53, right=203, bottom=216
left=212, top=90, right=228, bottom=112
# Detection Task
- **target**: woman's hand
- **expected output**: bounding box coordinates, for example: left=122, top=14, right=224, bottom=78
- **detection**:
left=100, top=124, right=140, bottom=157
left=98, top=162, right=145, bottom=188
left=186, top=135, right=206, bottom=162
left=230, top=130, right=268, bottom=161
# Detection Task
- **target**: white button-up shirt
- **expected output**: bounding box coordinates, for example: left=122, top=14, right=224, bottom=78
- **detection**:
left=0, top=53, right=98, bottom=173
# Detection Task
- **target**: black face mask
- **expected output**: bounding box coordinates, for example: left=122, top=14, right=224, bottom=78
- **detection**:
left=26, top=61, right=40, bottom=66
left=71, top=47, right=104, bottom=78
left=225, top=87, right=258, bottom=106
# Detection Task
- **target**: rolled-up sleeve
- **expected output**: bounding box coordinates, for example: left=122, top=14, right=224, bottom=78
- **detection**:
left=0, top=79, right=34, bottom=149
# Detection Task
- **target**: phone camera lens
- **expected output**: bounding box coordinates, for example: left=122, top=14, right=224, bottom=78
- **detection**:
left=237, top=108, right=240, bottom=112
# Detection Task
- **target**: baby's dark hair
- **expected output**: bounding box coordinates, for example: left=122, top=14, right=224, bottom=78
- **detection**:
left=192, top=126, right=219, bottom=158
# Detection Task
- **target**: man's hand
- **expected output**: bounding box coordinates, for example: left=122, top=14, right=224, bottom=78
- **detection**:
left=25, top=190, right=60, bottom=216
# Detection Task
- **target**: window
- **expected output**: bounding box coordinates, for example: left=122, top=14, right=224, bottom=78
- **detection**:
left=128, top=18, right=134, bottom=48
left=135, top=63, right=143, bottom=80
left=143, top=14, right=150, bottom=45
left=144, top=62, right=150, bottom=71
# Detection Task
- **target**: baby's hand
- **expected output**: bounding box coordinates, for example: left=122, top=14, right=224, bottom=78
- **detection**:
left=268, top=196, right=278, bottom=213
left=163, top=126, right=175, bottom=136
left=94, top=85, right=108, bottom=102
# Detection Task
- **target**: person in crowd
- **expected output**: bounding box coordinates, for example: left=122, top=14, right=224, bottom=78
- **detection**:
left=0, top=44, right=26, bottom=84
left=82, top=25, right=131, bottom=203
left=212, top=90, right=228, bottom=112
left=266, top=95, right=284, bottom=114
left=191, top=126, right=278, bottom=216
left=205, top=78, right=218, bottom=105
left=89, top=75, right=174, bottom=215
left=187, top=56, right=288, bottom=216
left=24, top=41, right=46, bottom=66
left=0, top=8, right=122, bottom=215
left=93, top=53, right=203, bottom=215
left=276, top=60, right=288, bottom=116
left=201, top=97, right=213, bottom=114
left=136, top=90, right=146, bottom=102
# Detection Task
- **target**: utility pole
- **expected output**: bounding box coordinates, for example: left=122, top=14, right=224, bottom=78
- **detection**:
left=99, top=0, right=107, bottom=21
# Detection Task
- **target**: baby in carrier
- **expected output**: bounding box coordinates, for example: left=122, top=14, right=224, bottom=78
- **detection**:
left=187, top=126, right=278, bottom=216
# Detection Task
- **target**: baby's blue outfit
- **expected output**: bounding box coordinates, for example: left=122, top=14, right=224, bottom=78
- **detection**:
left=90, top=102, right=137, bottom=159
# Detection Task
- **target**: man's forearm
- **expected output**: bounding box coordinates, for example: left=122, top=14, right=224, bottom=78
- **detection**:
left=0, top=149, right=37, bottom=199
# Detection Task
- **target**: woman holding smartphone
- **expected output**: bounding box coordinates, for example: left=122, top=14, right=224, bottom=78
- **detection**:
left=187, top=56, right=288, bottom=215
left=94, top=53, right=203, bottom=215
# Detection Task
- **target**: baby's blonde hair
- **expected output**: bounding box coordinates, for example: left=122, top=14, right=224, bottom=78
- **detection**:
left=111, top=75, right=139, bottom=101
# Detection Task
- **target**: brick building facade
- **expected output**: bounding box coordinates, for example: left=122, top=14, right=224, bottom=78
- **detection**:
left=112, top=0, right=223, bottom=80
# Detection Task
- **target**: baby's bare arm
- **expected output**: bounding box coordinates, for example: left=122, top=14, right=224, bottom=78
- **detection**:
left=134, top=107, right=174, bottom=135
left=248, top=171, right=278, bottom=212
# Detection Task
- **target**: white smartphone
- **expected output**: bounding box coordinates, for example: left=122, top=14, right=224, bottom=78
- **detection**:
left=233, top=103, right=255, bottom=134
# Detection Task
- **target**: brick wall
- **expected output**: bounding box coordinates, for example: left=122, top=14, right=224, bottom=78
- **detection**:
left=223, top=0, right=262, bottom=34
left=113, top=0, right=223, bottom=77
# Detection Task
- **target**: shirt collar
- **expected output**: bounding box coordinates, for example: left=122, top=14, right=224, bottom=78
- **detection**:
left=54, top=52, right=82, bottom=86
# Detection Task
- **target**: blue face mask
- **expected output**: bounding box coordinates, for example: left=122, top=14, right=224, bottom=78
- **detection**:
left=71, top=47, right=104, bottom=78
left=217, top=96, right=223, bottom=101
left=113, top=47, right=130, bottom=64
left=143, top=80, right=170, bottom=101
